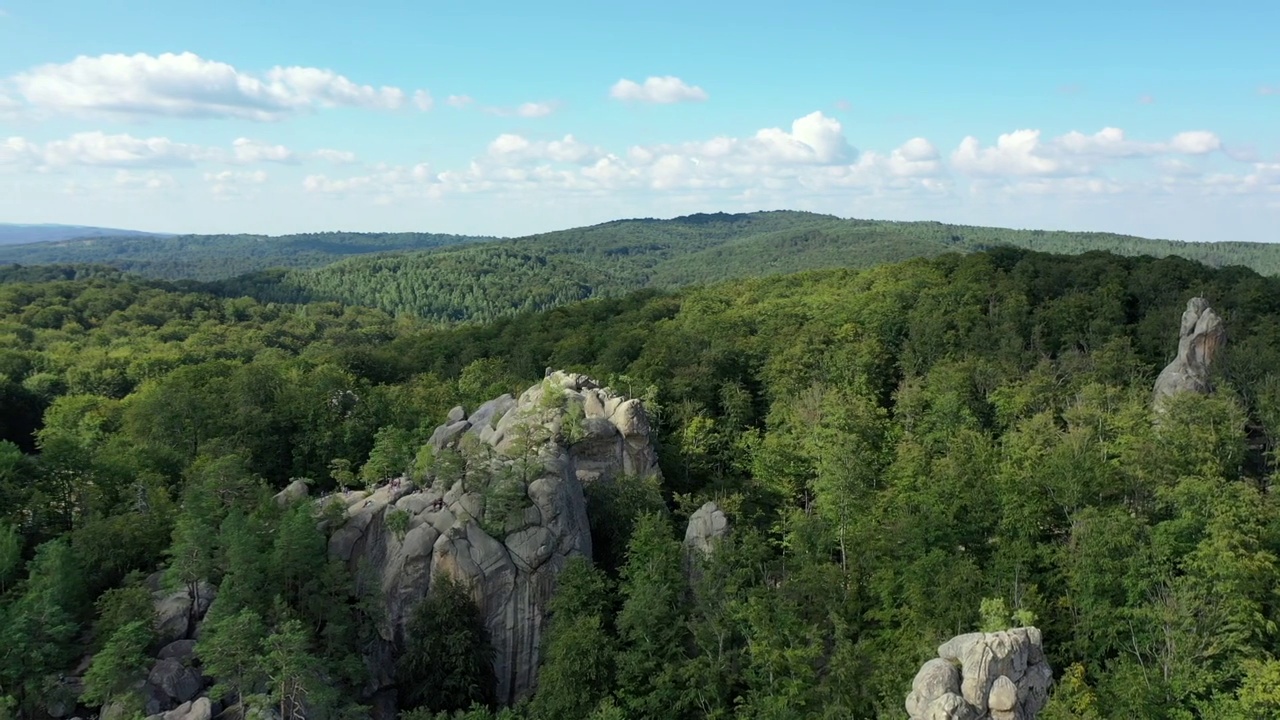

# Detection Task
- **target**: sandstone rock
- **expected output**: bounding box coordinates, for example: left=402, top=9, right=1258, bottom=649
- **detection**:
left=447, top=405, right=467, bottom=423
left=153, top=582, right=216, bottom=644
left=428, top=420, right=471, bottom=452
left=924, top=693, right=975, bottom=720
left=148, top=697, right=212, bottom=720
left=273, top=479, right=309, bottom=507
left=326, top=371, right=660, bottom=706
left=905, top=659, right=961, bottom=718
left=148, top=658, right=203, bottom=704
left=684, top=502, right=729, bottom=556
left=1153, top=297, right=1226, bottom=411
left=908, top=627, right=1051, bottom=720
left=156, top=639, right=198, bottom=664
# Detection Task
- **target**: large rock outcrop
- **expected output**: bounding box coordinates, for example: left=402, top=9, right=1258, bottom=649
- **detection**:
left=321, top=371, right=661, bottom=706
left=906, top=628, right=1052, bottom=720
left=684, top=501, right=729, bottom=556
left=1153, top=297, right=1225, bottom=411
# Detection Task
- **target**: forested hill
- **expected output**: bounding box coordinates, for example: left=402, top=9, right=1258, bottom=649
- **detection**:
left=0, top=224, right=168, bottom=246
left=209, top=210, right=1280, bottom=323
left=5, top=248, right=1280, bottom=718
left=0, top=230, right=494, bottom=280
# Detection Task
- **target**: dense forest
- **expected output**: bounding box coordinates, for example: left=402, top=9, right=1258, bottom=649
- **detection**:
left=4, top=248, right=1280, bottom=719
left=208, top=211, right=1280, bottom=324
left=0, top=232, right=491, bottom=281
left=4, top=212, right=1280, bottom=328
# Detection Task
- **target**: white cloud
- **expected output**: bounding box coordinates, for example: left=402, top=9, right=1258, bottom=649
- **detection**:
left=1168, top=130, right=1221, bottom=155
left=446, top=95, right=474, bottom=108
left=486, top=133, right=602, bottom=165
left=8, top=52, right=423, bottom=121
left=954, top=127, right=1225, bottom=178
left=413, top=90, right=434, bottom=111
left=750, top=111, right=852, bottom=163
left=952, top=130, right=1065, bottom=177
left=0, top=136, right=40, bottom=165
left=232, top=137, right=296, bottom=164
left=1, top=131, right=365, bottom=171
left=516, top=101, right=555, bottom=117
left=610, top=76, right=708, bottom=104
left=41, top=132, right=214, bottom=168
left=312, top=148, right=359, bottom=164
left=113, top=170, right=179, bottom=191
left=205, top=169, right=268, bottom=198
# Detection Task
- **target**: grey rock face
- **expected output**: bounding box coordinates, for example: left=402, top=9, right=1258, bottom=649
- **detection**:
left=148, top=659, right=203, bottom=704
left=1153, top=297, right=1226, bottom=411
left=907, top=628, right=1051, bottom=720
left=684, top=501, right=729, bottom=556
left=327, top=371, right=661, bottom=706
left=152, top=581, right=216, bottom=645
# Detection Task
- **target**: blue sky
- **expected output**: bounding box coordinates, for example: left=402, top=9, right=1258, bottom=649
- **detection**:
left=0, top=0, right=1276, bottom=241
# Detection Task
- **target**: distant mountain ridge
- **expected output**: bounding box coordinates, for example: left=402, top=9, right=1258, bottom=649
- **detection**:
left=4, top=210, right=1279, bottom=325
left=0, top=230, right=496, bottom=279
left=201, top=210, right=1280, bottom=324
left=0, top=223, right=170, bottom=246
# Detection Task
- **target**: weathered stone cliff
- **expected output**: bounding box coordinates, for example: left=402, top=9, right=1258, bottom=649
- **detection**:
left=1153, top=297, right=1225, bottom=411
left=906, top=628, right=1052, bottom=720
left=321, top=371, right=661, bottom=706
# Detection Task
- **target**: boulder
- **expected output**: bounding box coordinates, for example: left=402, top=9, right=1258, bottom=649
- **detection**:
left=153, top=582, right=216, bottom=644
left=684, top=501, right=729, bottom=556
left=906, top=659, right=962, bottom=718
left=145, top=697, right=213, bottom=720
left=273, top=479, right=309, bottom=507
left=908, top=627, right=1051, bottom=720
left=327, top=371, right=660, bottom=706
left=156, top=639, right=198, bottom=664
left=447, top=405, right=467, bottom=423
left=1153, top=297, right=1226, bottom=411
left=148, top=658, right=203, bottom=704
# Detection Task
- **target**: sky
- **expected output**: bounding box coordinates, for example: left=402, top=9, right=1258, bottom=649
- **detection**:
left=0, top=0, right=1276, bottom=242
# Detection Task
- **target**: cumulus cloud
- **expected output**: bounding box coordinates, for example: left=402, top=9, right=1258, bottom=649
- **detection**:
left=40, top=132, right=215, bottom=168
left=1168, top=130, right=1221, bottom=155
left=955, top=127, right=1226, bottom=177
left=232, top=138, right=296, bottom=164
left=952, top=130, right=1065, bottom=176
left=312, top=148, right=359, bottom=164
left=610, top=76, right=708, bottom=104
left=113, top=170, right=179, bottom=191
left=0, top=131, right=362, bottom=171
left=205, top=169, right=268, bottom=198
left=7, top=52, right=423, bottom=121
left=446, top=95, right=474, bottom=108
left=750, top=111, right=853, bottom=163
left=413, top=90, right=434, bottom=111
left=304, top=111, right=935, bottom=201
left=486, top=134, right=603, bottom=165
left=516, top=101, right=555, bottom=117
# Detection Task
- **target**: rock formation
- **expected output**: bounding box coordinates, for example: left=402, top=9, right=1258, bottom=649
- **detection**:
left=906, top=628, right=1052, bottom=720
left=1153, top=297, right=1225, bottom=411
left=320, top=371, right=661, bottom=706
left=683, top=501, right=729, bottom=556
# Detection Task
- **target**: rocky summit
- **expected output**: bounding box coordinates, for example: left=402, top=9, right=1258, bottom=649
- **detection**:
left=1152, top=297, right=1225, bottom=411
left=906, top=628, right=1053, bottom=720
left=305, top=370, right=662, bottom=707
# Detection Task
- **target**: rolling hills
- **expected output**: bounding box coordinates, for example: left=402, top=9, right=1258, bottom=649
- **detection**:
left=5, top=210, right=1280, bottom=325
left=0, top=223, right=169, bottom=246
left=204, top=211, right=1280, bottom=323
left=0, top=230, right=494, bottom=279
